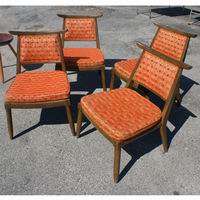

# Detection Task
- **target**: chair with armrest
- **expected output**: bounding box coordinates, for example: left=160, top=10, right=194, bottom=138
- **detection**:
left=110, top=22, right=197, bottom=105
left=76, top=41, right=192, bottom=183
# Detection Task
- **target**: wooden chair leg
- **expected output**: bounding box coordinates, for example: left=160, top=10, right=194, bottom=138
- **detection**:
left=76, top=103, right=83, bottom=138
left=5, top=105, right=13, bottom=140
left=160, top=126, right=168, bottom=153
left=113, top=143, right=121, bottom=183
left=0, top=53, right=4, bottom=83
left=100, top=66, right=107, bottom=91
left=65, top=101, right=75, bottom=136
left=110, top=68, right=115, bottom=90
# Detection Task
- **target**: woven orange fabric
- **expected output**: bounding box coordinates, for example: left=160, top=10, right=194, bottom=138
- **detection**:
left=134, top=51, right=178, bottom=100
left=63, top=48, right=104, bottom=69
left=114, top=59, right=138, bottom=80
left=19, top=34, right=62, bottom=64
left=152, top=28, right=187, bottom=61
left=81, top=88, right=161, bottom=142
left=113, top=28, right=187, bottom=81
left=5, top=71, right=70, bottom=103
left=64, top=18, right=96, bottom=41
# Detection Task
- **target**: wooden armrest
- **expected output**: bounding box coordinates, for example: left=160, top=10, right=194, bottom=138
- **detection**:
left=57, top=13, right=103, bottom=19
left=9, top=30, right=67, bottom=35
left=137, top=41, right=193, bottom=70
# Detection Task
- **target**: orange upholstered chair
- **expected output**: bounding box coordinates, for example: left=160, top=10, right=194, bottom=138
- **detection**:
left=57, top=13, right=106, bottom=91
left=4, top=31, right=75, bottom=139
left=110, top=22, right=196, bottom=104
left=76, top=42, right=192, bottom=183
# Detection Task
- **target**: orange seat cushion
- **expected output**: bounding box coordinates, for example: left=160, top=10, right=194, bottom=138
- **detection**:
left=63, top=48, right=104, bottom=69
left=81, top=88, right=161, bottom=142
left=114, top=58, right=138, bottom=80
left=5, top=71, right=70, bottom=103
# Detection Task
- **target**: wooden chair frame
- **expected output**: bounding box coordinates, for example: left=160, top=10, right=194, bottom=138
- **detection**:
left=5, top=31, right=75, bottom=139
left=110, top=22, right=197, bottom=104
left=76, top=42, right=192, bottom=183
left=57, top=14, right=106, bottom=91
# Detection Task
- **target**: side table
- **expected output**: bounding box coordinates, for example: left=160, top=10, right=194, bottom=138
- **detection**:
left=0, top=33, right=17, bottom=83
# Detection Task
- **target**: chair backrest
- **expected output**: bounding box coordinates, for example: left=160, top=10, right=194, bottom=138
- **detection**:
left=151, top=23, right=197, bottom=62
left=57, top=14, right=103, bottom=48
left=128, top=43, right=192, bottom=102
left=129, top=43, right=192, bottom=123
left=9, top=31, right=66, bottom=74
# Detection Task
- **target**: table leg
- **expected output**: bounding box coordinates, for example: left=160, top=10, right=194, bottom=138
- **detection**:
left=8, top=43, right=17, bottom=58
left=0, top=53, right=4, bottom=83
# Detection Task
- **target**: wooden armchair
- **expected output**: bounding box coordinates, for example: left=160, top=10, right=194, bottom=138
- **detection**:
left=76, top=42, right=192, bottom=182
left=57, top=13, right=106, bottom=91
left=4, top=31, right=75, bottom=139
left=110, top=22, right=197, bottom=105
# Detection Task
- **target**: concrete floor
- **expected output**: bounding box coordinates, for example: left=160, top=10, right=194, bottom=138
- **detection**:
left=0, top=6, right=200, bottom=194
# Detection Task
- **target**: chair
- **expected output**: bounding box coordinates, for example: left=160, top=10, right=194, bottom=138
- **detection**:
left=57, top=13, right=106, bottom=91
left=4, top=31, right=75, bottom=139
left=110, top=22, right=197, bottom=104
left=76, top=42, right=192, bottom=183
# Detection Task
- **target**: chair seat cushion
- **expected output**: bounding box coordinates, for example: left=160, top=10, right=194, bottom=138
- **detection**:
left=81, top=88, right=161, bottom=142
left=63, top=48, right=104, bottom=69
left=5, top=71, right=70, bottom=104
left=114, top=58, right=138, bottom=80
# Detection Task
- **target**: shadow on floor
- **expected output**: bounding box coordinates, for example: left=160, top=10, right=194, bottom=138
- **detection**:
left=180, top=75, right=199, bottom=98
left=151, top=6, right=191, bottom=17
left=70, top=58, right=122, bottom=94
left=118, top=104, right=197, bottom=182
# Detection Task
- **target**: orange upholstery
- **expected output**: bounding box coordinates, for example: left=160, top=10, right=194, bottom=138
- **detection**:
left=63, top=18, right=96, bottom=41
left=5, top=71, right=70, bottom=103
left=63, top=48, right=104, bottom=69
left=134, top=51, right=179, bottom=100
left=114, top=59, right=138, bottom=80
left=152, top=28, right=187, bottom=61
left=81, top=88, right=161, bottom=142
left=19, top=34, right=62, bottom=64
left=113, top=27, right=188, bottom=81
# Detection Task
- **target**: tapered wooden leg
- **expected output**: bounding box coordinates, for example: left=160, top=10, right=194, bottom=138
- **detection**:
left=160, top=126, right=168, bottom=153
left=113, top=143, right=121, bottom=183
left=110, top=68, right=115, bottom=90
left=100, top=66, right=107, bottom=91
left=5, top=105, right=13, bottom=140
left=65, top=101, right=75, bottom=136
left=0, top=53, right=4, bottom=83
left=76, top=104, right=83, bottom=138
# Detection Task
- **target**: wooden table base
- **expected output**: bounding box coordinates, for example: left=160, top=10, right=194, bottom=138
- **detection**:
left=0, top=53, right=4, bottom=83
left=0, top=44, right=17, bottom=84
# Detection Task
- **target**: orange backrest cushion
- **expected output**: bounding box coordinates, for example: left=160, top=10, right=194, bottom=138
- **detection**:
left=63, top=18, right=97, bottom=41
left=19, top=34, right=62, bottom=64
left=134, top=51, right=179, bottom=101
left=152, top=28, right=188, bottom=61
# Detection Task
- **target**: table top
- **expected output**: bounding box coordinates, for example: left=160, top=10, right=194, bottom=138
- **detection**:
left=0, top=33, right=13, bottom=47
